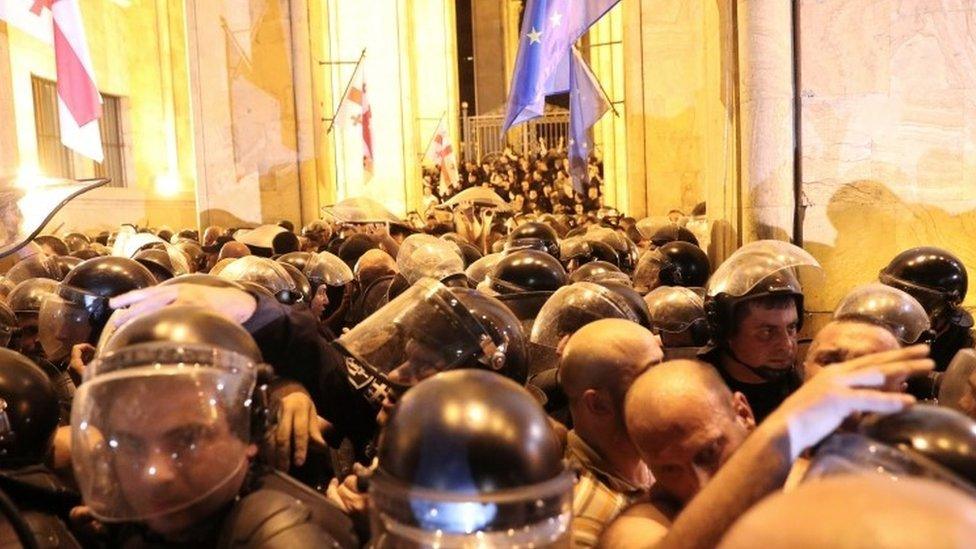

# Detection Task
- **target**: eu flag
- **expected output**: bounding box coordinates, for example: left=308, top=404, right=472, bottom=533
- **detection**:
left=568, top=47, right=611, bottom=194
left=502, top=0, right=620, bottom=133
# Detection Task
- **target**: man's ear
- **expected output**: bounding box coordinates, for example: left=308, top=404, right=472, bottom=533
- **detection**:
left=582, top=388, right=613, bottom=416
left=731, top=391, right=756, bottom=431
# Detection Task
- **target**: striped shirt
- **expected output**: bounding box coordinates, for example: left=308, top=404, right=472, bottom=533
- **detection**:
left=566, top=431, right=652, bottom=548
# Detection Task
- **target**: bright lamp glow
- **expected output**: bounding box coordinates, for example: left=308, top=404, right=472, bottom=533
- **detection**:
left=155, top=173, right=181, bottom=197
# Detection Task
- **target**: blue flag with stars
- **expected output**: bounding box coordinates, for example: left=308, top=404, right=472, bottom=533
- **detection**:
left=568, top=47, right=611, bottom=194
left=502, top=0, right=620, bottom=133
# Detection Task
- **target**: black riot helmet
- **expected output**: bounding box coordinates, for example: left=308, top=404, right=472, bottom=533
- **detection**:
left=72, top=306, right=268, bottom=525
left=174, top=240, right=206, bottom=273
left=8, top=278, right=59, bottom=318
left=583, top=228, right=639, bottom=273
left=0, top=348, right=59, bottom=467
left=487, top=250, right=567, bottom=295
left=133, top=248, right=178, bottom=282
left=5, top=253, right=63, bottom=284
left=158, top=273, right=246, bottom=290
left=370, top=369, right=573, bottom=547
left=278, top=262, right=312, bottom=304
left=594, top=280, right=653, bottom=332
left=216, top=256, right=301, bottom=305
left=0, top=301, right=15, bottom=348
left=39, top=256, right=157, bottom=362
left=649, top=224, right=700, bottom=248
left=508, top=222, right=560, bottom=259
left=633, top=242, right=711, bottom=295
left=52, top=254, right=83, bottom=279
left=336, top=279, right=528, bottom=395
left=880, top=247, right=968, bottom=321
left=34, top=235, right=69, bottom=256
left=277, top=251, right=314, bottom=274
left=704, top=240, right=821, bottom=343
left=568, top=260, right=629, bottom=285
left=63, top=232, right=91, bottom=253
left=156, top=228, right=174, bottom=243
left=833, top=283, right=933, bottom=345
left=805, top=405, right=976, bottom=497
left=99, top=304, right=262, bottom=362
left=644, top=286, right=710, bottom=351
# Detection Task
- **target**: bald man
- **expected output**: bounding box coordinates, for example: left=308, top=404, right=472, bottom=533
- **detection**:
left=719, top=476, right=976, bottom=548
left=601, top=346, right=933, bottom=549
left=558, top=319, right=663, bottom=547
left=803, top=320, right=901, bottom=382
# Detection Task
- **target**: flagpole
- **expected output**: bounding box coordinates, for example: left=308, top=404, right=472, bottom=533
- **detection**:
left=420, top=111, right=448, bottom=162
left=325, top=48, right=367, bottom=135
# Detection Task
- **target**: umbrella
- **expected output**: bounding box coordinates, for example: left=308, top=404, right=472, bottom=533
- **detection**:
left=322, top=197, right=405, bottom=226
left=441, top=187, right=511, bottom=212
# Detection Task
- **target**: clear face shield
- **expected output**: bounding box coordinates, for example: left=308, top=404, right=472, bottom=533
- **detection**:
left=633, top=248, right=670, bottom=294
left=6, top=254, right=62, bottom=285
left=368, top=470, right=574, bottom=548
left=71, top=344, right=258, bottom=525
left=706, top=240, right=822, bottom=300
left=465, top=253, right=503, bottom=285
left=305, top=251, right=354, bottom=288
left=644, top=286, right=707, bottom=350
left=216, top=256, right=300, bottom=304
left=38, top=285, right=104, bottom=362
left=336, top=278, right=497, bottom=390
left=803, top=432, right=976, bottom=498
left=397, top=235, right=465, bottom=286
left=0, top=177, right=107, bottom=259
left=833, top=283, right=933, bottom=345
left=530, top=282, right=642, bottom=349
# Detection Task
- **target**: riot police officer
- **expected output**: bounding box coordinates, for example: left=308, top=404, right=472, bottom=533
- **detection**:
left=38, top=256, right=157, bottom=364
left=644, top=286, right=710, bottom=360
left=73, top=306, right=358, bottom=547
left=486, top=250, right=567, bottom=333
left=369, top=369, right=573, bottom=547
left=701, top=240, right=822, bottom=421
left=632, top=241, right=711, bottom=295
left=507, top=222, right=560, bottom=259
left=880, top=247, right=973, bottom=371
left=304, top=251, right=355, bottom=335
left=0, top=348, right=80, bottom=548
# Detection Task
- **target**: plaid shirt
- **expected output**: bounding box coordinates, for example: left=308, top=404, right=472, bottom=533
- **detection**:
left=566, top=431, right=652, bottom=548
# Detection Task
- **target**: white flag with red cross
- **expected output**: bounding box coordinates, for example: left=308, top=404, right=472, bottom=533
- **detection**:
left=334, top=61, right=373, bottom=182
left=423, top=118, right=459, bottom=196
left=0, top=0, right=103, bottom=163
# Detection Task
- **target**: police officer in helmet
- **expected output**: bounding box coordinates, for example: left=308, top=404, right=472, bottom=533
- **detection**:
left=701, top=241, right=822, bottom=422
left=73, top=305, right=358, bottom=547
left=879, top=246, right=973, bottom=371
left=369, top=369, right=573, bottom=547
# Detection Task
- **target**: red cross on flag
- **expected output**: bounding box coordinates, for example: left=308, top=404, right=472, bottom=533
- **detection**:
left=0, top=0, right=103, bottom=163
left=423, top=118, right=459, bottom=196
left=335, top=61, right=373, bottom=182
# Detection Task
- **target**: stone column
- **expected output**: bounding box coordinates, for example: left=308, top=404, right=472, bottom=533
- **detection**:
left=470, top=0, right=508, bottom=114
left=289, top=0, right=321, bottom=224
left=0, top=22, right=18, bottom=176
left=735, top=0, right=796, bottom=242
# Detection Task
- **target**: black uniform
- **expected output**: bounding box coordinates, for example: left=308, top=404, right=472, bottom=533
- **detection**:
left=242, top=292, right=379, bottom=459
left=931, top=310, right=976, bottom=372
left=699, top=347, right=800, bottom=423
left=112, top=469, right=358, bottom=548
left=0, top=465, right=81, bottom=549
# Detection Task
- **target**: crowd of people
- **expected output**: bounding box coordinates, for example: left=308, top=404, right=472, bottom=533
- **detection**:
left=422, top=142, right=607, bottom=216
left=0, top=193, right=972, bottom=548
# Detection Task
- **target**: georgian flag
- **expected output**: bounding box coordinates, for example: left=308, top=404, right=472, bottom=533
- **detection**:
left=335, top=61, right=373, bottom=182
left=424, top=119, right=459, bottom=196
left=0, top=0, right=103, bottom=162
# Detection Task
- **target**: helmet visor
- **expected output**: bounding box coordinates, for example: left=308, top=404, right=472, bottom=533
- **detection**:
left=397, top=236, right=464, bottom=286
left=804, top=432, right=976, bottom=498
left=39, top=294, right=95, bottom=362
left=833, top=283, right=932, bottom=344
left=369, top=469, right=573, bottom=544
left=644, top=286, right=706, bottom=334
left=707, top=240, right=821, bottom=298
left=530, top=283, right=641, bottom=349
left=305, top=252, right=353, bottom=287
left=337, top=278, right=491, bottom=387
left=71, top=345, right=257, bottom=523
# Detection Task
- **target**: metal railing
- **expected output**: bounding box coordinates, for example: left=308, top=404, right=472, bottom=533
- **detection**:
left=460, top=102, right=570, bottom=162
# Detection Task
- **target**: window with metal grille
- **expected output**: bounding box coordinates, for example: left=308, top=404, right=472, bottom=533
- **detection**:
left=31, top=76, right=126, bottom=187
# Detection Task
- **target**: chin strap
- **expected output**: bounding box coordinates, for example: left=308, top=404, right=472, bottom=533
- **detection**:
left=722, top=348, right=792, bottom=382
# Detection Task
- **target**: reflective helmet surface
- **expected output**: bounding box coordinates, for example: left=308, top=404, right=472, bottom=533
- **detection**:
left=805, top=405, right=976, bottom=497
left=833, top=283, right=932, bottom=344
left=304, top=251, right=354, bottom=288
left=567, top=260, right=629, bottom=285
left=6, top=254, right=62, bottom=284
left=488, top=250, right=567, bottom=295
left=216, top=256, right=300, bottom=305
left=0, top=348, right=59, bottom=467
left=633, top=242, right=710, bottom=294
left=530, top=282, right=642, bottom=350
left=8, top=278, right=59, bottom=316
left=508, top=222, right=559, bottom=259
left=880, top=246, right=968, bottom=316
left=371, top=370, right=572, bottom=546
left=34, top=235, right=69, bottom=256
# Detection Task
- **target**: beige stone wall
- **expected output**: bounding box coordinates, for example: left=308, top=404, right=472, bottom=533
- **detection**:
left=621, top=0, right=735, bottom=228
left=2, top=0, right=196, bottom=231
left=799, top=0, right=976, bottom=319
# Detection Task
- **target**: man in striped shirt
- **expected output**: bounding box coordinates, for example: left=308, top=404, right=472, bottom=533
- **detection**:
left=558, top=319, right=663, bottom=547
